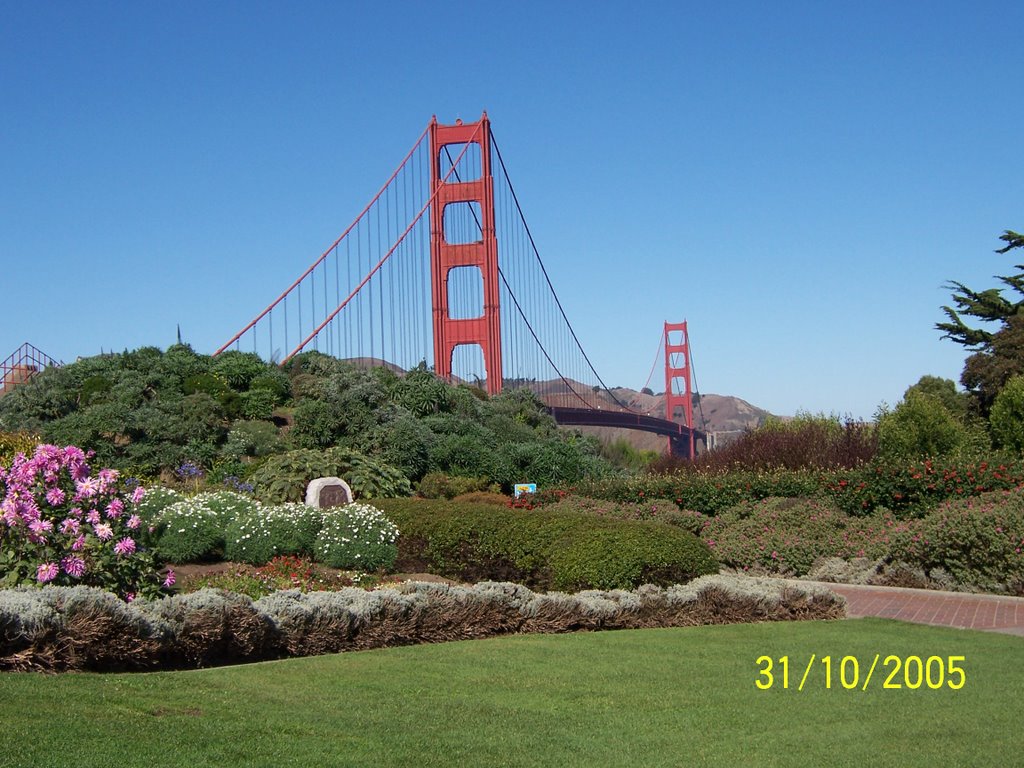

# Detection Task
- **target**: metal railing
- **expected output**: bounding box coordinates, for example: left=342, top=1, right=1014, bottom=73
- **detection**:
left=0, top=343, right=62, bottom=396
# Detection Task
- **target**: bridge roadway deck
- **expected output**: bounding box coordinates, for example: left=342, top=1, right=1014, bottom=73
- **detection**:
left=547, top=406, right=705, bottom=457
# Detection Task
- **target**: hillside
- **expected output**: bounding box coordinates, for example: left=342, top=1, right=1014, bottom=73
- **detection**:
left=543, top=384, right=774, bottom=454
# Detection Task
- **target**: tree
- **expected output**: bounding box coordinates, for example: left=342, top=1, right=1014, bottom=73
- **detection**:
left=937, top=230, right=1024, bottom=415
left=903, top=375, right=970, bottom=421
left=989, top=375, right=1024, bottom=452
left=876, top=390, right=988, bottom=459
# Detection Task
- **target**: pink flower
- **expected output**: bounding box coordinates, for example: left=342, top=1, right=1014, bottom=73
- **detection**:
left=126, top=514, right=142, bottom=530
left=113, top=537, right=136, bottom=556
left=74, top=476, right=100, bottom=499
left=124, top=592, right=135, bottom=603
left=61, top=556, right=86, bottom=578
left=85, top=510, right=101, bottom=525
left=130, top=486, right=146, bottom=504
left=1, top=506, right=17, bottom=527
left=45, top=487, right=66, bottom=506
left=36, top=562, right=59, bottom=583
left=28, top=519, right=53, bottom=535
left=105, top=498, right=124, bottom=519
left=71, top=534, right=86, bottom=551
left=94, top=523, right=114, bottom=540
left=163, top=569, right=176, bottom=588
left=60, top=518, right=81, bottom=535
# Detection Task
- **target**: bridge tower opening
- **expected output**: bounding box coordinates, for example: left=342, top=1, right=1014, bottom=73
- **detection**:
left=429, top=113, right=503, bottom=395
left=664, top=321, right=694, bottom=457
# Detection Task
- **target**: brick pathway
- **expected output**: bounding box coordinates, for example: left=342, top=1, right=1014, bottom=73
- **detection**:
left=801, top=581, right=1024, bottom=637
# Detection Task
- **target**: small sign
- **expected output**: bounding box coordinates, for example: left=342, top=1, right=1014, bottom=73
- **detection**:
left=514, top=483, right=537, bottom=498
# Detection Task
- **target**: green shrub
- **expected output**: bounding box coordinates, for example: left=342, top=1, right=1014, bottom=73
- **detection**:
left=248, top=370, right=290, bottom=402
left=153, top=498, right=226, bottom=563
left=876, top=391, right=988, bottom=460
left=313, top=503, right=400, bottom=570
left=823, top=456, right=1024, bottom=515
left=0, top=431, right=40, bottom=467
left=417, top=473, right=497, bottom=499
left=290, top=400, right=340, bottom=449
left=569, top=468, right=822, bottom=516
left=703, top=497, right=910, bottom=576
left=544, top=495, right=693, bottom=527
left=239, top=389, right=278, bottom=421
left=183, top=373, right=231, bottom=400
left=222, top=420, right=283, bottom=459
left=375, top=498, right=718, bottom=591
left=345, top=453, right=413, bottom=499
left=211, top=351, right=269, bottom=391
left=990, top=375, right=1024, bottom=452
left=224, top=503, right=325, bottom=565
left=888, top=488, right=1024, bottom=593
left=132, top=486, right=185, bottom=524
left=199, top=489, right=260, bottom=520
left=366, top=413, right=432, bottom=481
left=249, top=447, right=411, bottom=504
left=451, top=491, right=510, bottom=506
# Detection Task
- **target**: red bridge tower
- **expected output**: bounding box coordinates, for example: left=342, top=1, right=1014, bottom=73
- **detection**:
left=664, top=321, right=694, bottom=457
left=429, top=113, right=503, bottom=395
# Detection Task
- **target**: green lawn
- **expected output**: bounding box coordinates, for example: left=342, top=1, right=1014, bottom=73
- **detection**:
left=3, top=618, right=1021, bottom=767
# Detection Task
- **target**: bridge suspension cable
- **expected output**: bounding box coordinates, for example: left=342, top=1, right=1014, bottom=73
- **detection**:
left=489, top=129, right=638, bottom=413
left=216, top=115, right=684, bottom=430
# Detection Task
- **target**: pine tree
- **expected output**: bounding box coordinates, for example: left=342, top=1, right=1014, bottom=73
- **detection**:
left=937, top=231, right=1024, bottom=414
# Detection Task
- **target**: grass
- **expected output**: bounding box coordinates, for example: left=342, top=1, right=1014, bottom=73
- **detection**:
left=1, top=618, right=1020, bottom=767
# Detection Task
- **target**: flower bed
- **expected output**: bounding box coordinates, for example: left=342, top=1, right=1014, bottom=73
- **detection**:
left=0, top=444, right=170, bottom=600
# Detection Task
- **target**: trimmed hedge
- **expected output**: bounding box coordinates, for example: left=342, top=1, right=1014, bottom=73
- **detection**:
left=0, top=577, right=844, bottom=671
left=375, top=498, right=718, bottom=591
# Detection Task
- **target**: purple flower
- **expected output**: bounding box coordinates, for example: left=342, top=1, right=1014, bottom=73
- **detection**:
left=60, top=518, right=81, bottom=535
left=174, top=461, right=204, bottom=481
left=61, top=555, right=86, bottom=578
left=85, top=510, right=101, bottom=525
left=74, top=476, right=100, bottom=499
left=113, top=537, right=136, bottom=556
left=71, top=534, right=86, bottom=551
left=105, top=498, right=124, bottom=519
left=45, top=487, right=66, bottom=506
left=28, top=519, right=53, bottom=535
left=126, top=514, right=142, bottom=530
left=130, top=486, right=146, bottom=504
left=36, top=562, right=59, bottom=583
left=163, top=569, right=176, bottom=588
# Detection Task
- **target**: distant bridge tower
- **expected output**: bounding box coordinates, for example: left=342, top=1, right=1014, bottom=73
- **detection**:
left=664, top=321, right=694, bottom=457
left=429, top=113, right=503, bottom=395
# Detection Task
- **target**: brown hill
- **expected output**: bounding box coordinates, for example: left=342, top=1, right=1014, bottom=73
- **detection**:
left=543, top=384, right=774, bottom=454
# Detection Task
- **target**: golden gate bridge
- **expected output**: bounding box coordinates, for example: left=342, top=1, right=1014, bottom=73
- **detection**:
left=205, top=114, right=702, bottom=456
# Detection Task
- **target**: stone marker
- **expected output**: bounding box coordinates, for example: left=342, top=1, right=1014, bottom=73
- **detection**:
left=305, top=477, right=354, bottom=508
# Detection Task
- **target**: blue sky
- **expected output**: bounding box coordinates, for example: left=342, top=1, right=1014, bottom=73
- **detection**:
left=2, top=1, right=1021, bottom=419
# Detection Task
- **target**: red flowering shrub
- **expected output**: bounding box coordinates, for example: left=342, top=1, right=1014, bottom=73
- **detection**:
left=702, top=497, right=913, bottom=576
left=823, top=457, right=1024, bottom=515
left=889, top=488, right=1024, bottom=593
